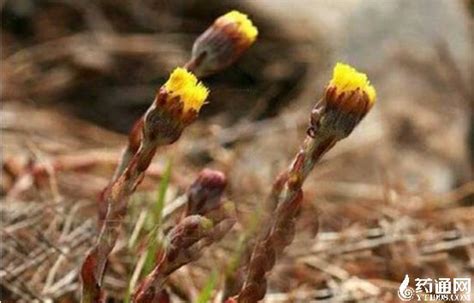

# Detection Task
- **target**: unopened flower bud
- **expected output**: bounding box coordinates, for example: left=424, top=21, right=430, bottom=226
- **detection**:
left=143, top=68, right=209, bottom=145
left=185, top=169, right=227, bottom=216
left=317, top=63, right=376, bottom=138
left=190, top=10, right=258, bottom=76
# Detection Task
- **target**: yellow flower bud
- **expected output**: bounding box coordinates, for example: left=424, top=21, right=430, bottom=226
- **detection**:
left=329, top=63, right=376, bottom=105
left=164, top=67, right=209, bottom=114
left=216, top=10, right=258, bottom=45
left=142, top=68, right=210, bottom=144
left=314, top=63, right=376, bottom=138
left=190, top=10, right=258, bottom=76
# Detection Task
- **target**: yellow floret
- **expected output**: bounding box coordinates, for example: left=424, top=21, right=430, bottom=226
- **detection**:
left=164, top=68, right=209, bottom=113
left=220, top=10, right=258, bottom=43
left=329, top=63, right=376, bottom=103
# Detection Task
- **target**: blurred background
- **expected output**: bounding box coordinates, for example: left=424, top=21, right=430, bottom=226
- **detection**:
left=1, top=0, right=473, bottom=302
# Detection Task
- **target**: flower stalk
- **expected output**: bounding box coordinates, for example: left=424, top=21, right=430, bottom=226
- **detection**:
left=81, top=68, right=209, bottom=303
left=101, top=10, right=258, bottom=223
left=231, top=63, right=377, bottom=302
left=133, top=169, right=234, bottom=303
left=89, top=10, right=258, bottom=301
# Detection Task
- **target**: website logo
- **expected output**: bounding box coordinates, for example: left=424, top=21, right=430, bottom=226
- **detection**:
left=397, top=274, right=471, bottom=302
left=398, top=274, right=415, bottom=301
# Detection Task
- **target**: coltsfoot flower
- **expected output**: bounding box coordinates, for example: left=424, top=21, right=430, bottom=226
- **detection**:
left=143, top=68, right=209, bottom=144
left=190, top=10, right=258, bottom=76
left=163, top=67, right=209, bottom=114
left=315, top=62, right=376, bottom=138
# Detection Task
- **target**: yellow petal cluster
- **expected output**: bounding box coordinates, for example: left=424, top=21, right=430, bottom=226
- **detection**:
left=164, top=68, right=209, bottom=113
left=219, top=10, right=258, bottom=43
left=329, top=63, right=376, bottom=104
